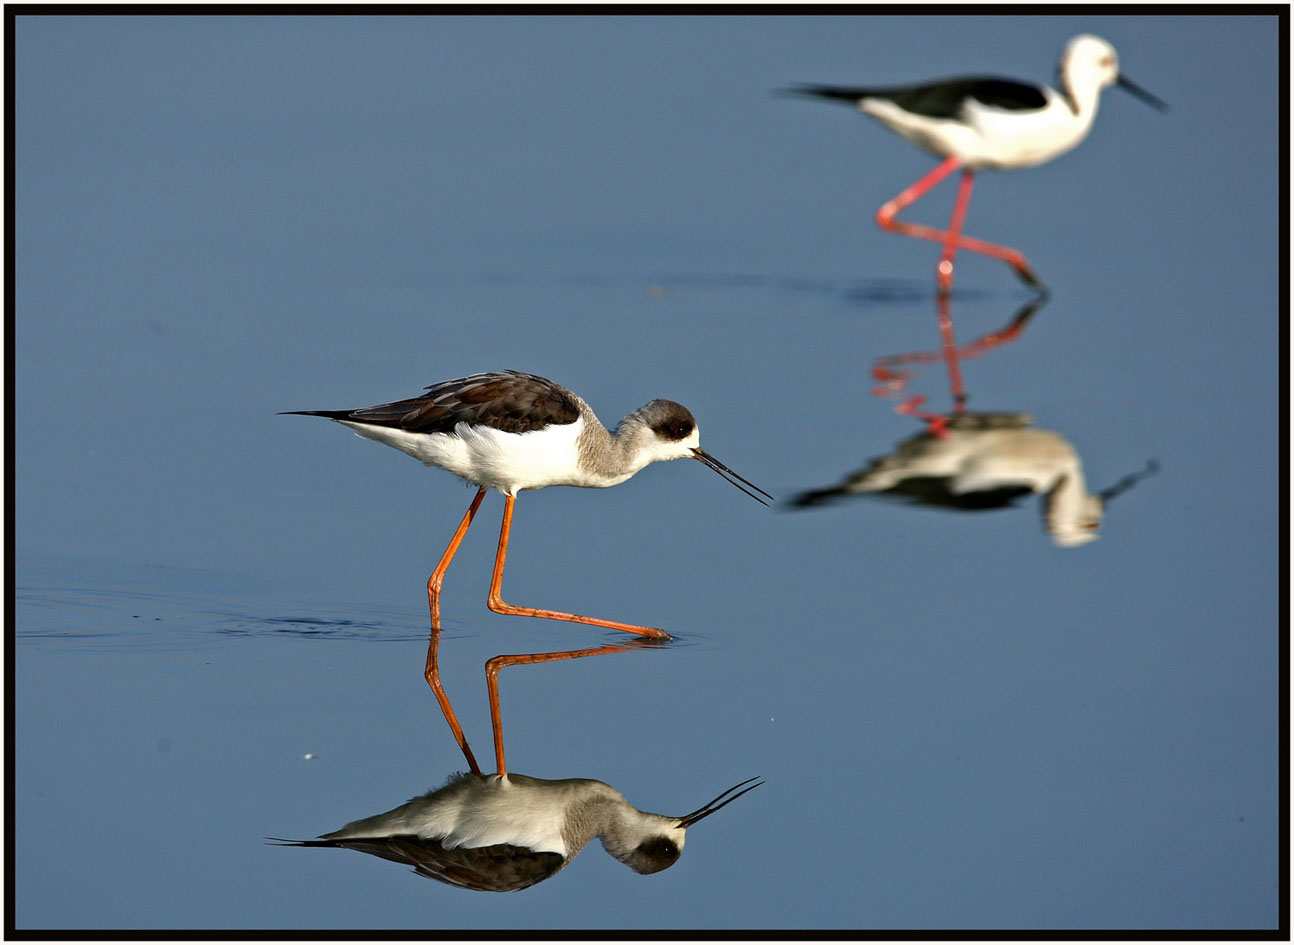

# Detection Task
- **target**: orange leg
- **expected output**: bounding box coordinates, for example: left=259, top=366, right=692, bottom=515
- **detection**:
left=485, top=643, right=646, bottom=777
left=876, top=155, right=1044, bottom=292
left=486, top=494, right=671, bottom=640
left=424, top=612, right=481, bottom=775
left=422, top=487, right=488, bottom=775
left=427, top=487, right=487, bottom=602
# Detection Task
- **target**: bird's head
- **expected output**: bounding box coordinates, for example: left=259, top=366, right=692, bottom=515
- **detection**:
left=603, top=777, right=763, bottom=875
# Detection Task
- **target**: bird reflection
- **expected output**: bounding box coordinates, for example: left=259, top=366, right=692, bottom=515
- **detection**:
left=273, top=771, right=762, bottom=892
left=273, top=601, right=761, bottom=891
left=792, top=294, right=1157, bottom=545
left=794, top=410, right=1157, bottom=546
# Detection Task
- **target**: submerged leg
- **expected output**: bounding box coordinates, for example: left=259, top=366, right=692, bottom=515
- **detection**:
left=876, top=155, right=1044, bottom=292
left=486, top=494, right=672, bottom=640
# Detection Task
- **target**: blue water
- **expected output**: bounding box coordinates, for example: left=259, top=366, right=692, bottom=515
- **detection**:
left=14, top=13, right=1280, bottom=931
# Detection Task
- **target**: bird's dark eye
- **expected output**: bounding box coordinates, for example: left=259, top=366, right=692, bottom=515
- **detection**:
left=652, top=417, right=694, bottom=441
left=642, top=838, right=678, bottom=858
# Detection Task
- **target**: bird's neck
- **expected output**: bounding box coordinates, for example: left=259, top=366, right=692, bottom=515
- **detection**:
left=1058, top=71, right=1104, bottom=123
left=576, top=412, right=654, bottom=486
left=561, top=791, right=638, bottom=858
left=1042, top=463, right=1098, bottom=543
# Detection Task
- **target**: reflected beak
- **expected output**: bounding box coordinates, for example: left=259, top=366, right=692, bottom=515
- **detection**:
left=1098, top=458, right=1161, bottom=503
left=1117, top=74, right=1169, bottom=111
left=692, top=448, right=775, bottom=505
left=677, top=776, right=764, bottom=829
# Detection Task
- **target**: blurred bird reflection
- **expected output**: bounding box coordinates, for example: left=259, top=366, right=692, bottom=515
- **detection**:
left=273, top=602, right=761, bottom=891
left=792, top=295, right=1157, bottom=546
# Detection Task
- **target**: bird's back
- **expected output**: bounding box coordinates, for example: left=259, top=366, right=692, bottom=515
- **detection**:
left=283, top=371, right=596, bottom=491
left=795, top=73, right=1093, bottom=168
left=308, top=371, right=583, bottom=436
left=796, top=76, right=1047, bottom=119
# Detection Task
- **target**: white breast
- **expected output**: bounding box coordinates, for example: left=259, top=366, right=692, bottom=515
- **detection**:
left=861, top=91, right=1096, bottom=170
left=961, top=94, right=1096, bottom=168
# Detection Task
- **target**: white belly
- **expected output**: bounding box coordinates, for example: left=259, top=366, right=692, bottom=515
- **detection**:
left=338, top=416, right=594, bottom=494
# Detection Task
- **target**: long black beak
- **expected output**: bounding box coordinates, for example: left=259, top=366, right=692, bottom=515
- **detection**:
left=677, top=776, right=764, bottom=829
left=1117, top=74, right=1169, bottom=111
left=693, top=448, right=775, bottom=505
left=1098, top=458, right=1161, bottom=503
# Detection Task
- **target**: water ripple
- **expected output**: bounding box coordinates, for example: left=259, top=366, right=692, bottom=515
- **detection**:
left=14, top=582, right=446, bottom=652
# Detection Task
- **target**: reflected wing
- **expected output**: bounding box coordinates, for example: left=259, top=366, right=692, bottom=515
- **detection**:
left=283, top=835, right=567, bottom=892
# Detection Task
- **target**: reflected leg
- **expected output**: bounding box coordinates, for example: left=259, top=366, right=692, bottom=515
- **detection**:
left=486, top=494, right=672, bottom=640
left=872, top=294, right=1047, bottom=374
left=422, top=487, right=488, bottom=775
left=954, top=294, right=1047, bottom=359
left=424, top=612, right=481, bottom=775
left=485, top=643, right=648, bottom=777
left=934, top=291, right=967, bottom=416
left=872, top=295, right=1050, bottom=436
left=894, top=395, right=950, bottom=438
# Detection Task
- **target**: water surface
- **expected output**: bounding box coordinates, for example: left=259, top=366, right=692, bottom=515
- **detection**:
left=14, top=13, right=1280, bottom=931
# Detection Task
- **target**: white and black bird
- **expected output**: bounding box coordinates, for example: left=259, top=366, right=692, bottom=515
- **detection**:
left=272, top=772, right=763, bottom=892
left=791, top=411, right=1158, bottom=547
left=792, top=34, right=1167, bottom=293
left=283, top=371, right=772, bottom=640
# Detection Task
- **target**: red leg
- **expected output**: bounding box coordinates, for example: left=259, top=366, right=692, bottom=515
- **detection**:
left=872, top=295, right=1048, bottom=435
left=873, top=294, right=1046, bottom=373
left=894, top=395, right=950, bottom=438
left=954, top=295, right=1045, bottom=359
left=870, top=363, right=915, bottom=397
left=486, top=494, right=671, bottom=640
left=422, top=487, right=488, bottom=775
left=934, top=292, right=967, bottom=415
left=876, top=154, right=963, bottom=233
left=876, top=155, right=1044, bottom=291
left=936, top=169, right=976, bottom=295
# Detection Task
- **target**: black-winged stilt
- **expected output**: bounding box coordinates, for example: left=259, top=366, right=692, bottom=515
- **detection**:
left=792, top=34, right=1167, bottom=294
left=283, top=371, right=772, bottom=640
